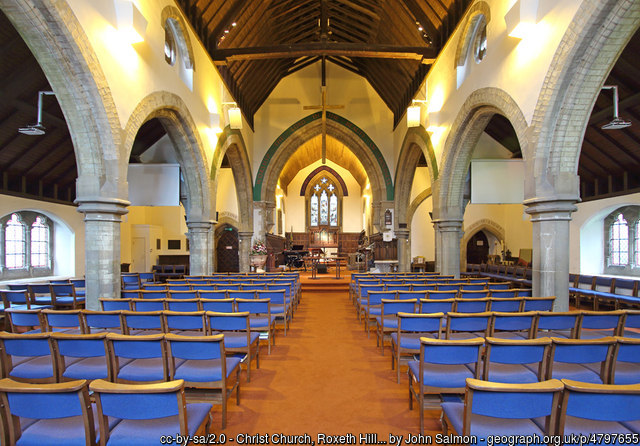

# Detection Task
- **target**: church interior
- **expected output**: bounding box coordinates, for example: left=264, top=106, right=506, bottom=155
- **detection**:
left=0, top=0, right=639, bottom=440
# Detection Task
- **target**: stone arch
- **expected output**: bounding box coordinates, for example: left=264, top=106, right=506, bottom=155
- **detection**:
left=254, top=112, right=394, bottom=208
left=123, top=92, right=213, bottom=224
left=300, top=166, right=349, bottom=196
left=461, top=219, right=505, bottom=268
left=454, top=1, right=491, bottom=68
left=395, top=126, right=438, bottom=228
left=407, top=187, right=432, bottom=226
left=434, top=88, right=529, bottom=219
left=527, top=0, right=639, bottom=201
left=211, top=128, right=254, bottom=233
left=1, top=0, right=123, bottom=199
left=160, top=6, right=196, bottom=71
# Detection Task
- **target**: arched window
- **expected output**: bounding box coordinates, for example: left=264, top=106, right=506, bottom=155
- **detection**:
left=309, top=177, right=340, bottom=228
left=5, top=213, right=25, bottom=269
left=609, top=214, right=629, bottom=266
left=1, top=211, right=54, bottom=279
left=31, top=216, right=49, bottom=268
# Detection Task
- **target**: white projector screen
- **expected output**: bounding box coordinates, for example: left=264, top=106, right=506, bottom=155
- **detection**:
left=127, top=164, right=180, bottom=206
left=470, top=159, right=524, bottom=204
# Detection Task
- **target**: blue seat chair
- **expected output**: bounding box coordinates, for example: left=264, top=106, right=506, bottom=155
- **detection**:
left=445, top=312, right=492, bottom=339
left=198, top=290, right=228, bottom=300
left=139, top=289, right=169, bottom=300
left=5, top=308, right=45, bottom=333
left=106, top=333, right=169, bottom=383
left=50, top=332, right=112, bottom=381
left=458, top=290, right=490, bottom=299
left=164, top=333, right=241, bottom=429
left=168, top=290, right=198, bottom=299
left=489, top=297, right=524, bottom=312
left=408, top=337, right=484, bottom=434
left=0, top=378, right=96, bottom=445
left=419, top=298, right=455, bottom=314
left=121, top=274, right=141, bottom=290
left=0, top=332, right=56, bottom=383
left=611, top=336, right=640, bottom=384
left=121, top=310, right=165, bottom=335
left=428, top=290, right=458, bottom=300
left=547, top=336, right=617, bottom=384
left=483, top=336, right=552, bottom=383
left=163, top=310, right=208, bottom=335
left=522, top=296, right=556, bottom=312
left=578, top=310, right=625, bottom=339
left=130, top=298, right=166, bottom=312
left=441, top=378, right=564, bottom=446
left=82, top=310, right=124, bottom=334
left=535, top=311, right=581, bottom=338
left=99, top=297, right=132, bottom=311
left=90, top=378, right=212, bottom=444
left=558, top=379, right=640, bottom=441
left=355, top=284, right=384, bottom=320
left=206, top=311, right=259, bottom=382
left=489, top=311, right=537, bottom=340
left=236, top=298, right=277, bottom=354
left=454, top=298, right=490, bottom=314
left=41, top=309, right=85, bottom=334
left=27, top=284, right=54, bottom=307
left=391, top=312, right=444, bottom=383
left=166, top=298, right=201, bottom=312
left=257, top=289, right=291, bottom=336
left=2, top=289, right=48, bottom=310
left=620, top=310, right=640, bottom=338
left=362, top=291, right=395, bottom=337
left=376, top=298, right=417, bottom=354
left=200, top=297, right=235, bottom=312
left=50, top=283, right=84, bottom=309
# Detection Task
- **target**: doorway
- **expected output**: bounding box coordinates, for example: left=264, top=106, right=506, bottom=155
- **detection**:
left=466, top=230, right=489, bottom=265
left=215, top=224, right=239, bottom=272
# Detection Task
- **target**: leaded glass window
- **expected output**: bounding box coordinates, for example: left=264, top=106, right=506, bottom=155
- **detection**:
left=31, top=216, right=49, bottom=268
left=5, top=214, right=25, bottom=269
left=329, top=193, right=338, bottom=226
left=310, top=194, right=319, bottom=226
left=320, top=190, right=328, bottom=225
left=610, top=214, right=629, bottom=266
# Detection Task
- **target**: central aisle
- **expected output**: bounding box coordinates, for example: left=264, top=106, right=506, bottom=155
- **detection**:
left=222, top=282, right=441, bottom=436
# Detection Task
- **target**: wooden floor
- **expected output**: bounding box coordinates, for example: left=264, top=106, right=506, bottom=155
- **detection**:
left=220, top=270, right=442, bottom=436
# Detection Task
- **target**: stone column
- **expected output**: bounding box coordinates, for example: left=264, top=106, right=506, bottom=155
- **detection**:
left=433, top=218, right=463, bottom=278
left=187, top=221, right=213, bottom=276
left=76, top=197, right=129, bottom=310
left=432, top=221, right=441, bottom=273
left=238, top=231, right=253, bottom=273
left=396, top=228, right=410, bottom=272
left=524, top=197, right=578, bottom=311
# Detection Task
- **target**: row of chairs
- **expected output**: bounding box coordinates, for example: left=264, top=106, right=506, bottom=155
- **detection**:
left=5, top=307, right=272, bottom=359
left=122, top=284, right=298, bottom=300
left=441, top=377, right=640, bottom=445
left=409, top=336, right=640, bottom=434
left=1, top=284, right=85, bottom=310
left=0, top=331, right=243, bottom=428
left=387, top=310, right=640, bottom=382
left=361, top=295, right=554, bottom=333
left=0, top=378, right=213, bottom=446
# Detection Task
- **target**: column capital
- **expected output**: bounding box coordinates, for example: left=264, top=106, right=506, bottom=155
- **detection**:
left=186, top=221, right=214, bottom=231
left=524, top=196, right=578, bottom=222
left=432, top=218, right=463, bottom=231
left=238, top=231, right=254, bottom=239
left=75, top=196, right=130, bottom=222
left=395, top=228, right=410, bottom=239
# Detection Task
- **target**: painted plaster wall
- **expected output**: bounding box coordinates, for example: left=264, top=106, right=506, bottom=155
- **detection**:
left=0, top=196, right=83, bottom=278
left=283, top=159, right=363, bottom=233
left=215, top=168, right=239, bottom=222
left=253, top=63, right=395, bottom=180
left=570, top=192, right=640, bottom=275
left=411, top=197, right=435, bottom=261
left=464, top=203, right=532, bottom=258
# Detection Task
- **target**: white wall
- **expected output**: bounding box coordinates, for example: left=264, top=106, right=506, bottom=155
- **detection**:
left=283, top=160, right=363, bottom=233
left=216, top=168, right=239, bottom=222
left=0, top=196, right=84, bottom=278
left=570, top=192, right=640, bottom=274
left=464, top=203, right=532, bottom=258
left=411, top=197, right=435, bottom=261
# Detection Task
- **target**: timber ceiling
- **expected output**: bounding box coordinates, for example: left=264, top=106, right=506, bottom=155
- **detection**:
left=0, top=7, right=638, bottom=206
left=176, top=0, right=473, bottom=128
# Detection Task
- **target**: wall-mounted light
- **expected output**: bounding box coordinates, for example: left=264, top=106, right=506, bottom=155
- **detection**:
left=223, top=102, right=242, bottom=129
left=113, top=0, right=147, bottom=43
left=505, top=0, right=550, bottom=39
left=407, top=99, right=428, bottom=128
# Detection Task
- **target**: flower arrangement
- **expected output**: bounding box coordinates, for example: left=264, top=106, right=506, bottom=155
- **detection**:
left=250, top=239, right=268, bottom=256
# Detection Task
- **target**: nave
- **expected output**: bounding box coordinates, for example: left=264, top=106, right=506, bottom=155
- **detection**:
left=222, top=272, right=441, bottom=436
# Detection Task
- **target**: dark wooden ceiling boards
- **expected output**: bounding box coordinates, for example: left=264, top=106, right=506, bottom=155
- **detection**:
left=176, top=0, right=472, bottom=128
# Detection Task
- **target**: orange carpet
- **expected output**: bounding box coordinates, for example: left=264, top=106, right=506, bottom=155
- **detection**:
left=221, top=277, right=442, bottom=436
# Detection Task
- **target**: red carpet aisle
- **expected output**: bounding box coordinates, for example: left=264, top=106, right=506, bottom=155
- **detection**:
left=222, top=277, right=441, bottom=437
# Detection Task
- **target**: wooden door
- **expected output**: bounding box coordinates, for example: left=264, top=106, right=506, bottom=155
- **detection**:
left=216, top=224, right=239, bottom=272
left=467, top=231, right=489, bottom=265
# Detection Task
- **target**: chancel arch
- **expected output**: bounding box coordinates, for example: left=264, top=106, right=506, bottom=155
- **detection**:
left=123, top=92, right=214, bottom=275
left=254, top=112, right=393, bottom=231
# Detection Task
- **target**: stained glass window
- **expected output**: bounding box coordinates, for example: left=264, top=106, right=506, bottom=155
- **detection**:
left=31, top=216, right=49, bottom=268
left=610, top=214, right=629, bottom=265
left=329, top=193, right=338, bottom=226
left=5, top=214, right=25, bottom=269
left=310, top=194, right=319, bottom=226
left=320, top=190, right=329, bottom=225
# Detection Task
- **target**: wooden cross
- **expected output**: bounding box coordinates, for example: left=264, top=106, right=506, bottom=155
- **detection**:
left=303, top=58, right=344, bottom=164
